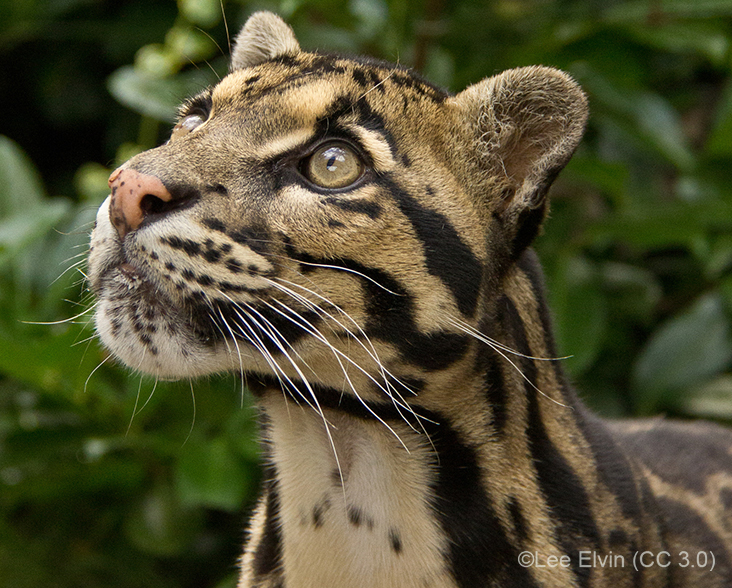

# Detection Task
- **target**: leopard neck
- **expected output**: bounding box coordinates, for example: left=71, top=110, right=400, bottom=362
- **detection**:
left=240, top=250, right=633, bottom=588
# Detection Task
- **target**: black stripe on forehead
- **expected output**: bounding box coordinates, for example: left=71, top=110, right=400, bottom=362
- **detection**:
left=235, top=50, right=448, bottom=106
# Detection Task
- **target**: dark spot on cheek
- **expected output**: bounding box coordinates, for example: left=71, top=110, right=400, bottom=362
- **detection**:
left=202, top=218, right=227, bottom=232
left=226, top=259, right=244, bottom=273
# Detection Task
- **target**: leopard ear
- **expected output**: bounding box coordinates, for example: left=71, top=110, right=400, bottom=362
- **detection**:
left=230, top=11, right=300, bottom=71
left=450, top=66, right=587, bottom=248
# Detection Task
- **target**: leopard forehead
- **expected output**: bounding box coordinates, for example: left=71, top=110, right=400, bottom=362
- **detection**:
left=196, top=52, right=453, bottom=168
left=213, top=52, right=448, bottom=108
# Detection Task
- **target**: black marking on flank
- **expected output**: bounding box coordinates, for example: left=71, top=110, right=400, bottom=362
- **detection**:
left=608, top=529, right=627, bottom=548
left=657, top=496, right=732, bottom=582
left=722, top=488, right=732, bottom=511
left=614, top=421, right=732, bottom=495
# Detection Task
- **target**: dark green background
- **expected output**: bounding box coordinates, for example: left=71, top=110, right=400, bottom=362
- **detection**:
left=2, top=0, right=732, bottom=586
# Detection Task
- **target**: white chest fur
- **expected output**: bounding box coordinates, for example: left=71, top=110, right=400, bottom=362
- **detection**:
left=262, top=397, right=456, bottom=588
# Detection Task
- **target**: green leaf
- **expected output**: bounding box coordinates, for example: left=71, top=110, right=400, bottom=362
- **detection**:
left=606, top=0, right=732, bottom=20
left=178, top=0, right=222, bottom=28
left=631, top=293, right=732, bottom=413
left=574, top=65, right=695, bottom=170
left=124, top=482, right=202, bottom=556
left=548, top=256, right=608, bottom=376
left=107, top=66, right=214, bottom=122
left=165, top=26, right=216, bottom=63
left=622, top=21, right=729, bottom=65
left=683, top=376, right=732, bottom=419
left=175, top=436, right=251, bottom=511
left=706, top=81, right=732, bottom=157
left=661, top=0, right=732, bottom=17
left=0, top=201, right=71, bottom=267
left=589, top=200, right=732, bottom=250
left=0, top=135, right=47, bottom=214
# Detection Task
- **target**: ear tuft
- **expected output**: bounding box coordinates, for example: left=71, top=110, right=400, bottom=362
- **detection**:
left=230, top=11, right=300, bottom=71
left=451, top=66, right=588, bottom=219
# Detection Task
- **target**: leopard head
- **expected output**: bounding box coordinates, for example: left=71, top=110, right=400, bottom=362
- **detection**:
left=88, top=12, right=587, bottom=403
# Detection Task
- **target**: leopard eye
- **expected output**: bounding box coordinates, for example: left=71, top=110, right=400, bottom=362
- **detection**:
left=170, top=113, right=206, bottom=141
left=303, top=142, right=364, bottom=189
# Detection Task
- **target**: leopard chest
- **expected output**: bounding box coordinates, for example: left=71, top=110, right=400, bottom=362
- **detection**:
left=254, top=396, right=453, bottom=588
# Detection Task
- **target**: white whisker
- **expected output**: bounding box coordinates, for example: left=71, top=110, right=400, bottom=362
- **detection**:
left=448, top=317, right=572, bottom=410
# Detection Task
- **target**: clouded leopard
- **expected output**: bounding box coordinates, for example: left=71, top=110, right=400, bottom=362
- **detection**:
left=87, top=11, right=732, bottom=588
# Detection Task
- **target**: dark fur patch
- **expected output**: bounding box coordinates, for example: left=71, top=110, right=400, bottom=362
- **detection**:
left=389, top=528, right=403, bottom=554
left=423, top=414, right=539, bottom=587
left=500, top=295, right=600, bottom=587
left=507, top=497, right=529, bottom=542
left=252, top=477, right=283, bottom=578
left=324, top=196, right=382, bottom=218
left=388, top=180, right=481, bottom=318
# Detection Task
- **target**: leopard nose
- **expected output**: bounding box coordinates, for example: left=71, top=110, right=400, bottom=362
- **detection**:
left=108, top=167, right=173, bottom=239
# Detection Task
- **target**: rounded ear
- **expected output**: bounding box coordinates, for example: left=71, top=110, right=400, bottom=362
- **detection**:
left=449, top=66, right=587, bottom=248
left=230, top=11, right=300, bottom=71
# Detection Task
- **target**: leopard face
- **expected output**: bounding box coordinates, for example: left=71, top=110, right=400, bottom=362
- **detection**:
left=88, top=12, right=586, bottom=400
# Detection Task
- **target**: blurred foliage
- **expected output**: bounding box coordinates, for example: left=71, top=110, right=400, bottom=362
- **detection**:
left=1, top=0, right=732, bottom=586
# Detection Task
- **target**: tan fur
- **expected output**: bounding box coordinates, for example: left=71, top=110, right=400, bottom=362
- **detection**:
left=87, top=12, right=732, bottom=588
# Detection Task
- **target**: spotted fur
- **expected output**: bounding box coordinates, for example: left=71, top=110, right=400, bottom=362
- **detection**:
left=87, top=12, right=732, bottom=588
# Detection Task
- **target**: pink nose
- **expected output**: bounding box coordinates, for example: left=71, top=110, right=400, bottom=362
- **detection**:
left=108, top=167, right=172, bottom=239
